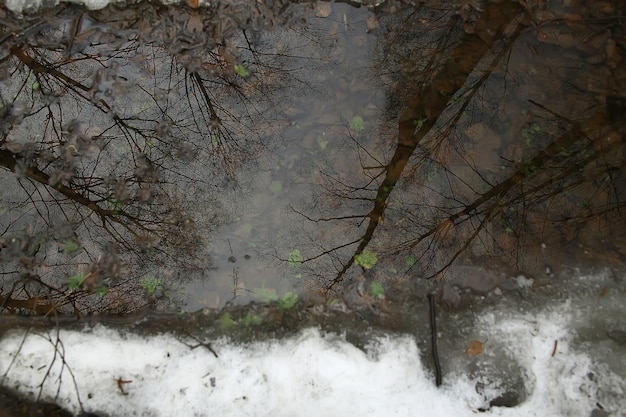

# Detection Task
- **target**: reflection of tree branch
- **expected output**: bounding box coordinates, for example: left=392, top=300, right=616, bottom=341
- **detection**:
left=10, top=45, right=158, bottom=155
left=425, top=197, right=502, bottom=279
left=276, top=238, right=362, bottom=264
left=401, top=106, right=622, bottom=277
left=442, top=109, right=613, bottom=226
left=10, top=46, right=101, bottom=106
left=0, top=149, right=115, bottom=218
left=289, top=204, right=368, bottom=223
left=191, top=71, right=221, bottom=124
left=324, top=3, right=526, bottom=290
left=0, top=148, right=160, bottom=244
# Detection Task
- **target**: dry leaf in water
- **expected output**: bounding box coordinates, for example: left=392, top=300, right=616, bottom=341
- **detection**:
left=315, top=3, right=332, bottom=18
left=599, top=286, right=609, bottom=298
left=466, top=340, right=484, bottom=355
left=366, top=16, right=380, bottom=31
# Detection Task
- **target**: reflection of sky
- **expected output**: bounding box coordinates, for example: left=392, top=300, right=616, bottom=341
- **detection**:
left=183, top=4, right=386, bottom=310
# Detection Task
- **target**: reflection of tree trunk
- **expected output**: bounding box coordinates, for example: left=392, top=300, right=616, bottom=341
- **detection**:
left=10, top=45, right=148, bottom=143
left=10, top=46, right=109, bottom=111
left=0, top=149, right=114, bottom=217
left=327, top=3, right=525, bottom=289
left=192, top=72, right=221, bottom=124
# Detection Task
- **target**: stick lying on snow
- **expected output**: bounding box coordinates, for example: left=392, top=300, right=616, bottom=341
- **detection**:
left=427, top=293, right=442, bottom=387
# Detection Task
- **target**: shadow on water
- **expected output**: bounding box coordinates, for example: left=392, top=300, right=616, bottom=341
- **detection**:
left=0, top=0, right=624, bottom=333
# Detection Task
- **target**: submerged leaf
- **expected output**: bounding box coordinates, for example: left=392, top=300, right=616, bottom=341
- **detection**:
left=269, top=180, right=282, bottom=195
left=354, top=249, right=377, bottom=269
left=316, top=134, right=329, bottom=150
left=369, top=281, right=385, bottom=298
left=465, top=340, right=484, bottom=355
left=254, top=287, right=279, bottom=302
left=68, top=273, right=86, bottom=291
left=234, top=63, right=249, bottom=77
left=288, top=249, right=303, bottom=267
left=63, top=239, right=79, bottom=253
left=349, top=115, right=365, bottom=132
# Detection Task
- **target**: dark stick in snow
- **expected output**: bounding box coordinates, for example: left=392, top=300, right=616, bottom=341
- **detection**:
left=428, top=293, right=442, bottom=387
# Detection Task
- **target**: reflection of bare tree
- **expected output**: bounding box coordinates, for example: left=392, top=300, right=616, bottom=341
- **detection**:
left=400, top=105, right=623, bottom=276
left=0, top=3, right=303, bottom=315
left=290, top=1, right=626, bottom=291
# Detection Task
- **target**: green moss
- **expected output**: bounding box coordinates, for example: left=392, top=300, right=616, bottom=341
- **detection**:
left=219, top=312, right=235, bottom=329
left=241, top=312, right=263, bottom=326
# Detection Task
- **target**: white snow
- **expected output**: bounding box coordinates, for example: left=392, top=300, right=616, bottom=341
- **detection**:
left=4, top=0, right=185, bottom=13
left=1, top=300, right=624, bottom=417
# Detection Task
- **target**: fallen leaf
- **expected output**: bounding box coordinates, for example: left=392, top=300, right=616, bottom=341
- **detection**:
left=315, top=3, right=332, bottom=18
left=598, top=286, right=609, bottom=298
left=465, top=340, right=483, bottom=355
left=366, top=15, right=379, bottom=31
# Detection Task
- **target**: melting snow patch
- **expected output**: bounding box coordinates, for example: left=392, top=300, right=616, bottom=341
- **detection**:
left=1, top=300, right=624, bottom=416
left=512, top=274, right=534, bottom=289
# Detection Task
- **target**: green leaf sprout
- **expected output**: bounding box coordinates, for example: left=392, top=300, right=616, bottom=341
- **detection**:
left=140, top=276, right=161, bottom=295
left=68, top=272, right=86, bottom=291
left=278, top=292, right=298, bottom=310
left=234, top=63, right=249, bottom=77
left=241, top=312, right=263, bottom=326
left=219, top=312, right=235, bottom=328
left=354, top=249, right=377, bottom=269
left=288, top=249, right=303, bottom=267
left=369, top=281, right=385, bottom=298
left=349, top=115, right=365, bottom=132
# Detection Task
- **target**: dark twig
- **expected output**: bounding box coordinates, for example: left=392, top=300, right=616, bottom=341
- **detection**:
left=180, top=331, right=218, bottom=358
left=427, top=293, right=442, bottom=387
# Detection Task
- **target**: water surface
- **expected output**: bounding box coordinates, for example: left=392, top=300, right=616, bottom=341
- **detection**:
left=0, top=0, right=624, bottom=318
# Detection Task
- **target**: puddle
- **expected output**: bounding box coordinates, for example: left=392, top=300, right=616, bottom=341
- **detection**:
left=1, top=0, right=625, bottom=403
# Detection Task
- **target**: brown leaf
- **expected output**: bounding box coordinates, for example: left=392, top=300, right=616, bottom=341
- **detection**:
left=315, top=3, right=332, bottom=18
left=366, top=16, right=380, bottom=31
left=465, top=340, right=484, bottom=355
left=598, top=286, right=609, bottom=298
